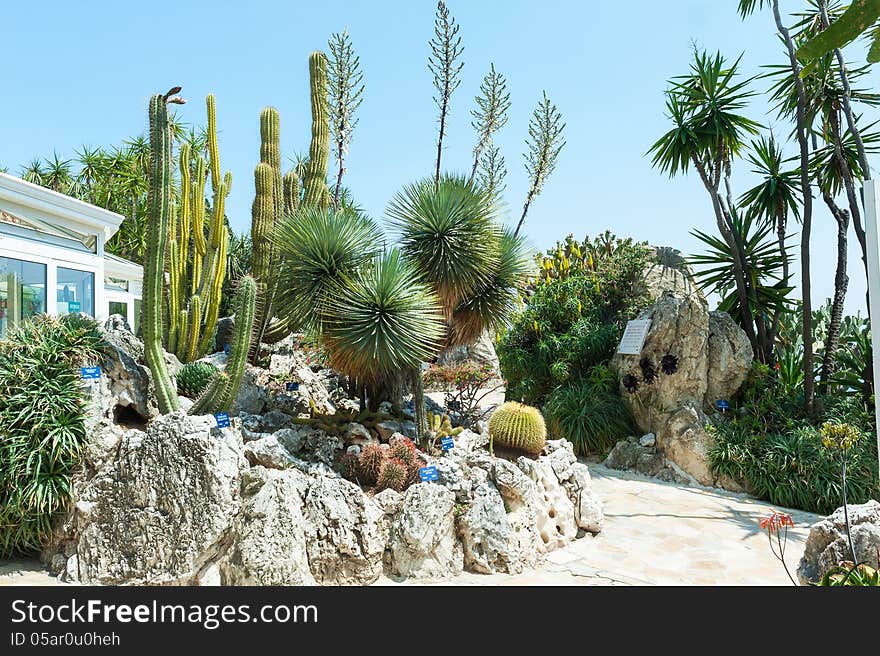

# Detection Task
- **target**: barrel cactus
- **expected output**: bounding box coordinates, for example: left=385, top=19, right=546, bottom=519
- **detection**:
left=177, top=361, right=219, bottom=398
left=488, top=402, right=547, bottom=455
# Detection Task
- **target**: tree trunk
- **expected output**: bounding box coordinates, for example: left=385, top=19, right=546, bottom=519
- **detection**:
left=774, top=0, right=815, bottom=411
left=820, top=194, right=849, bottom=392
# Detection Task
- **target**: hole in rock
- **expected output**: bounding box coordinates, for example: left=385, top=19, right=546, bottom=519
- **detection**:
left=114, top=404, right=148, bottom=429
left=540, top=532, right=550, bottom=544
left=548, top=509, right=556, bottom=518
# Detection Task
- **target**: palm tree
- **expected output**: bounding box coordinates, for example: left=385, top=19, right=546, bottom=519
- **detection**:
left=21, top=158, right=45, bottom=186
left=42, top=152, right=74, bottom=193
left=739, top=134, right=801, bottom=287
left=75, top=146, right=105, bottom=204
left=648, top=50, right=764, bottom=357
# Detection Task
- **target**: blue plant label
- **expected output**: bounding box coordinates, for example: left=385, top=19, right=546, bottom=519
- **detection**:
left=441, top=437, right=454, bottom=451
left=286, top=381, right=300, bottom=392
left=81, top=366, right=101, bottom=380
left=224, top=344, right=231, bottom=355
left=716, top=399, right=730, bottom=411
left=214, top=412, right=231, bottom=428
left=419, top=466, right=438, bottom=482
left=68, top=301, right=81, bottom=313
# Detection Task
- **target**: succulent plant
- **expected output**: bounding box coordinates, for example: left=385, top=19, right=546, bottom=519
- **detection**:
left=337, top=452, right=360, bottom=481
left=660, top=354, right=679, bottom=375
left=639, top=357, right=657, bottom=384
left=388, top=435, right=417, bottom=467
left=358, top=443, right=385, bottom=486
left=487, top=401, right=547, bottom=455
left=376, top=457, right=409, bottom=492
left=622, top=374, right=639, bottom=394
left=177, top=361, right=219, bottom=398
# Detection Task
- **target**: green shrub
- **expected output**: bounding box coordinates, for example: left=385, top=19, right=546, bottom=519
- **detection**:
left=544, top=376, right=636, bottom=455
left=709, top=364, right=879, bottom=515
left=498, top=233, right=650, bottom=407
left=0, top=314, right=105, bottom=557
left=177, top=361, right=219, bottom=398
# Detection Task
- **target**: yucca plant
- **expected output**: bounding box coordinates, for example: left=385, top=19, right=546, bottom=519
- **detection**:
left=273, top=206, right=382, bottom=333
left=387, top=174, right=501, bottom=319
left=322, top=249, right=445, bottom=382
left=544, top=379, right=636, bottom=455
left=0, top=314, right=105, bottom=557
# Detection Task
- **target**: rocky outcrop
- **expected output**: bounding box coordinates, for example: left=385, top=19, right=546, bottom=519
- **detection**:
left=48, top=330, right=604, bottom=586
left=797, top=500, right=880, bottom=585
left=388, top=484, right=463, bottom=578
left=611, top=249, right=752, bottom=487
left=436, top=329, right=502, bottom=379
left=53, top=413, right=247, bottom=585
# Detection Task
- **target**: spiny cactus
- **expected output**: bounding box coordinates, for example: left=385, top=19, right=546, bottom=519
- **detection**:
left=376, top=458, right=409, bottom=492
left=177, top=361, right=219, bottom=398
left=488, top=402, right=546, bottom=455
left=283, top=170, right=300, bottom=215
left=358, top=443, right=385, bottom=486
left=189, top=275, right=257, bottom=414
left=167, top=94, right=230, bottom=362
left=427, top=411, right=463, bottom=439
left=143, top=91, right=181, bottom=414
left=388, top=435, right=418, bottom=467
left=302, top=51, right=331, bottom=211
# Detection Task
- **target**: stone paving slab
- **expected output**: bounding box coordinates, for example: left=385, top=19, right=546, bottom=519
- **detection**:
left=1, top=464, right=819, bottom=587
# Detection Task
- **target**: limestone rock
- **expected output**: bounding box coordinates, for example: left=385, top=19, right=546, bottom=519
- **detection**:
left=302, top=475, right=387, bottom=585
left=640, top=433, right=656, bottom=447
left=662, top=405, right=715, bottom=487
left=436, top=329, right=502, bottom=379
left=102, top=315, right=144, bottom=361
left=376, top=420, right=402, bottom=441
left=516, top=456, right=578, bottom=551
left=564, top=463, right=604, bottom=533
left=214, top=316, right=235, bottom=354
left=220, top=467, right=315, bottom=585
left=344, top=422, right=374, bottom=446
left=388, top=484, right=463, bottom=578
left=243, top=435, right=294, bottom=470
left=458, top=482, right=524, bottom=574
left=797, top=500, right=880, bottom=585
left=706, top=311, right=753, bottom=405
left=58, top=412, right=247, bottom=585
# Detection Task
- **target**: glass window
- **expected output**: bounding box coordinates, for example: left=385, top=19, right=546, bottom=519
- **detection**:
left=57, top=267, right=95, bottom=316
left=133, top=298, right=142, bottom=337
left=0, top=256, right=47, bottom=339
left=108, top=300, right=128, bottom=319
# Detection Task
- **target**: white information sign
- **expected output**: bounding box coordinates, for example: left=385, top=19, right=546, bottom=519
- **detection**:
left=617, top=319, right=651, bottom=355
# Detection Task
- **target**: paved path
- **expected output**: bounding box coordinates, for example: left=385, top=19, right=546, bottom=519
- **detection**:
left=1, top=465, right=819, bottom=587
left=381, top=464, right=818, bottom=586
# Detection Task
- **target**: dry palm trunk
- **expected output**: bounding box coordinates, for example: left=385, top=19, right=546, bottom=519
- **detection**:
left=821, top=193, right=849, bottom=391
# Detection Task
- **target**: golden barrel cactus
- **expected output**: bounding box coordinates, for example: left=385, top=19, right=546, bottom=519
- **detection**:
left=488, top=402, right=547, bottom=455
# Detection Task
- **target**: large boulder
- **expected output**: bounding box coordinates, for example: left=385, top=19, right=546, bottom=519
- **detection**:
left=219, top=467, right=315, bottom=586
left=797, top=500, right=880, bottom=585
left=388, top=484, right=463, bottom=578
left=47, top=412, right=247, bottom=585
left=301, top=475, right=388, bottom=585
left=436, top=329, right=502, bottom=379
left=611, top=249, right=752, bottom=487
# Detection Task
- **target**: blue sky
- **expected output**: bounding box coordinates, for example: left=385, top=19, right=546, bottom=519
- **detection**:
left=2, top=0, right=879, bottom=313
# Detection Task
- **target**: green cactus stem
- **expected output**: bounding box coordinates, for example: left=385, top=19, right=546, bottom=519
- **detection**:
left=488, top=402, right=547, bottom=455
left=143, top=91, right=181, bottom=414
left=302, top=51, right=331, bottom=211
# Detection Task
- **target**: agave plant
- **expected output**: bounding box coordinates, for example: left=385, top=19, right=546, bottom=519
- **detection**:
left=322, top=249, right=444, bottom=382
left=273, top=206, right=382, bottom=333
left=386, top=174, right=501, bottom=318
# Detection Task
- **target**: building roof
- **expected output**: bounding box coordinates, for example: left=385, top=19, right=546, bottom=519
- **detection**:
left=0, top=172, right=126, bottom=242
left=104, top=252, right=143, bottom=277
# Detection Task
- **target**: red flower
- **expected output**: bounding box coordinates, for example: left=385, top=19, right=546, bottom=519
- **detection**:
left=760, top=511, right=794, bottom=535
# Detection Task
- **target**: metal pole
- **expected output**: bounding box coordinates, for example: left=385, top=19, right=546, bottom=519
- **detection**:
left=861, top=180, right=880, bottom=473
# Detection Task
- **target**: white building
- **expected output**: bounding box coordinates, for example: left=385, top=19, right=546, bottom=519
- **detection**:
left=0, top=172, right=143, bottom=338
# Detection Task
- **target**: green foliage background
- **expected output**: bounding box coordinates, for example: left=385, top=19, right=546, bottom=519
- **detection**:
left=0, top=315, right=104, bottom=557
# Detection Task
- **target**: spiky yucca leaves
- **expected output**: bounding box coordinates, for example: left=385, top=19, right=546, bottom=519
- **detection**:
left=387, top=174, right=501, bottom=318
left=376, top=458, right=409, bottom=492
left=322, top=249, right=444, bottom=383
left=358, top=443, right=385, bottom=486
left=273, top=207, right=382, bottom=333
left=488, top=401, right=547, bottom=455
left=450, top=229, right=533, bottom=346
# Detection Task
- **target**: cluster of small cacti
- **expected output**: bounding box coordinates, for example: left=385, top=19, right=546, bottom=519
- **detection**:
left=176, top=361, right=219, bottom=398
left=427, top=411, right=463, bottom=439
left=190, top=275, right=257, bottom=415
left=340, top=436, right=424, bottom=492
left=487, top=401, right=547, bottom=455
left=167, top=94, right=231, bottom=363
left=622, top=354, right=678, bottom=394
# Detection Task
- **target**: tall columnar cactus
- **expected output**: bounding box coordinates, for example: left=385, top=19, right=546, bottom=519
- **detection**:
left=302, top=50, right=331, bottom=211
left=190, top=275, right=257, bottom=415
left=143, top=91, right=181, bottom=414
left=487, top=402, right=547, bottom=455
left=283, top=170, right=300, bottom=215
left=167, top=94, right=231, bottom=362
